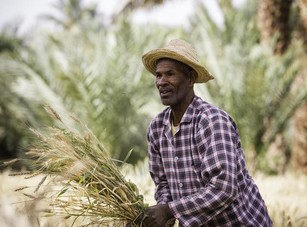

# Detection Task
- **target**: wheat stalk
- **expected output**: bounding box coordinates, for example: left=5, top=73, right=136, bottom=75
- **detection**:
left=24, top=105, right=146, bottom=226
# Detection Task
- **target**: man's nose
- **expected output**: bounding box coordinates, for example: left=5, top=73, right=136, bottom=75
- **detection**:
left=156, top=75, right=167, bottom=87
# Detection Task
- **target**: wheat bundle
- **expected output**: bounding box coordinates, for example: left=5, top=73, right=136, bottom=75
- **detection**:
left=23, top=106, right=146, bottom=226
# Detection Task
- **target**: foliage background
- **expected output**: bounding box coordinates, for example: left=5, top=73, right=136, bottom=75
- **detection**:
left=0, top=0, right=307, bottom=226
left=1, top=0, right=306, bottom=172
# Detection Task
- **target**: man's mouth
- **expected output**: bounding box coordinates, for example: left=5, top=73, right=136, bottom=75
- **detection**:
left=159, top=89, right=172, bottom=97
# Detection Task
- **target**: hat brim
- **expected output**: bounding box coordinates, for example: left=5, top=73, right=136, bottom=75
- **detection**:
left=142, top=48, right=214, bottom=83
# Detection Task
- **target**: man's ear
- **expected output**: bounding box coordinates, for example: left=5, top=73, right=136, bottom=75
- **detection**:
left=188, top=70, right=197, bottom=86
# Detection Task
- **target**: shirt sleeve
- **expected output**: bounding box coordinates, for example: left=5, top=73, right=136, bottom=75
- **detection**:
left=147, top=124, right=172, bottom=204
left=168, top=114, right=239, bottom=226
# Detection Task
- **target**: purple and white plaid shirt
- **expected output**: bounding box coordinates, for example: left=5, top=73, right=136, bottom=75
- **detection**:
left=147, top=96, right=272, bottom=227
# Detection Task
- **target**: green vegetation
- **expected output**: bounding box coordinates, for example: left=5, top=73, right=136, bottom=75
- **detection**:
left=1, top=0, right=306, bottom=172
left=0, top=0, right=306, bottom=174
left=188, top=1, right=306, bottom=172
left=1, top=0, right=306, bottom=225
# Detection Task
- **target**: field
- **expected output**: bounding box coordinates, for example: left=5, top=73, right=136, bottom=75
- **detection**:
left=254, top=173, right=307, bottom=227
left=0, top=163, right=306, bottom=227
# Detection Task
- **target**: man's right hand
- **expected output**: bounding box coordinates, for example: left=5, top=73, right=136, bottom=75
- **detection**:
left=126, top=203, right=175, bottom=227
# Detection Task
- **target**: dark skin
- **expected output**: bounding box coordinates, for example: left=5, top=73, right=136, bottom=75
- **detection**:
left=155, top=58, right=197, bottom=125
left=131, top=59, right=197, bottom=227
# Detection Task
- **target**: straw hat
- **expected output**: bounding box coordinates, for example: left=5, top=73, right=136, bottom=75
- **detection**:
left=142, top=39, right=214, bottom=83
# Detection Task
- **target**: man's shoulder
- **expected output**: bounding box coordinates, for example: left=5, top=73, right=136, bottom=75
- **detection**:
left=193, top=96, right=228, bottom=118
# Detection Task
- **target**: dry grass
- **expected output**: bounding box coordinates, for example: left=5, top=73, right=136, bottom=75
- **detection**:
left=254, top=172, right=307, bottom=227
left=0, top=106, right=306, bottom=226
left=0, top=169, right=80, bottom=227
left=0, top=166, right=307, bottom=226
left=1, top=106, right=146, bottom=226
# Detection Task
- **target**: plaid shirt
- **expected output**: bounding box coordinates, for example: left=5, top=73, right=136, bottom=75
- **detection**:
left=147, top=96, right=272, bottom=227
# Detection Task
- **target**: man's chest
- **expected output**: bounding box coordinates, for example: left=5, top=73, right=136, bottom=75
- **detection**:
left=158, top=125, right=206, bottom=197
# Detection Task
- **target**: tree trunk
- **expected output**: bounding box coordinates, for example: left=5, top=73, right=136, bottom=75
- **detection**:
left=290, top=0, right=307, bottom=173
left=291, top=104, right=307, bottom=174
left=296, top=0, right=307, bottom=51
left=257, top=0, right=307, bottom=173
left=257, top=0, right=293, bottom=54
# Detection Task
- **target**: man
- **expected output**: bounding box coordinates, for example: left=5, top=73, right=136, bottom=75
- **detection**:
left=138, top=39, right=272, bottom=226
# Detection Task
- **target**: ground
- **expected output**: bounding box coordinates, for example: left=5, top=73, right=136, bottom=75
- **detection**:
left=0, top=167, right=306, bottom=227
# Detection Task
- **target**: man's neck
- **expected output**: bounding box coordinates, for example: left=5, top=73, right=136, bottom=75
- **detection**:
left=171, top=95, right=195, bottom=126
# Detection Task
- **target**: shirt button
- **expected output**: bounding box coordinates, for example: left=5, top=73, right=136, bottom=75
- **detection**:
left=179, top=183, right=183, bottom=188
left=175, top=157, right=179, bottom=161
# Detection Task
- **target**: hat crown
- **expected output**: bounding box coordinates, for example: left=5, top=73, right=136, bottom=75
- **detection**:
left=165, top=39, right=199, bottom=63
left=142, top=38, right=214, bottom=83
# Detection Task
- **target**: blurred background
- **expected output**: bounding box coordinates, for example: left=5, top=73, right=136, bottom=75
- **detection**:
left=0, top=0, right=306, bottom=226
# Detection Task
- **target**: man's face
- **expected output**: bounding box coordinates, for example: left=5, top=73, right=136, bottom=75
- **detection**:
left=155, top=58, right=194, bottom=108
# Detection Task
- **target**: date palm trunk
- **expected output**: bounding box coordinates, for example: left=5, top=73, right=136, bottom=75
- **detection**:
left=291, top=0, right=307, bottom=174
left=257, top=0, right=293, bottom=54
left=257, top=0, right=307, bottom=173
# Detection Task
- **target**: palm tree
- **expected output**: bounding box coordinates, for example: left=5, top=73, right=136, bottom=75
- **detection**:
left=0, top=28, right=26, bottom=164
left=257, top=0, right=293, bottom=55
left=296, top=0, right=307, bottom=50
left=40, top=0, right=105, bottom=31
left=111, top=0, right=165, bottom=24
left=0, top=30, right=55, bottom=167
left=3, top=0, right=304, bottom=172
left=290, top=0, right=307, bottom=174
left=0, top=0, right=180, bottom=165
left=187, top=0, right=306, bottom=172
left=257, top=0, right=307, bottom=173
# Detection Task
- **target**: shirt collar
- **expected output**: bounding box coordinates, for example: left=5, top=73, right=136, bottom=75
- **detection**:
left=162, top=96, right=200, bottom=126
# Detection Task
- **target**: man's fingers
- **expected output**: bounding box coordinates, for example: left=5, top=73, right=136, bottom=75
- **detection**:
left=126, top=212, right=147, bottom=227
left=133, top=212, right=147, bottom=225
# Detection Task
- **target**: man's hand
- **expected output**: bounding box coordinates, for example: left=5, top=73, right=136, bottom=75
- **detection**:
left=126, top=204, right=174, bottom=227
left=142, top=203, right=174, bottom=227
